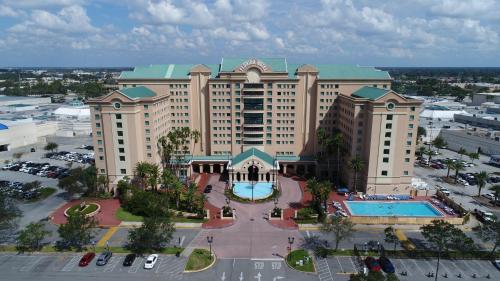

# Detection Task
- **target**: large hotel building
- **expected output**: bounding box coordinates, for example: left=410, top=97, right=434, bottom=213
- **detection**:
left=89, top=58, right=422, bottom=194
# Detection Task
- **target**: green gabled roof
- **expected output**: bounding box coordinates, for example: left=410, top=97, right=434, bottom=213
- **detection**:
left=119, top=64, right=220, bottom=79
left=220, top=58, right=288, bottom=72
left=118, top=86, right=156, bottom=99
left=232, top=148, right=274, bottom=166
left=352, top=86, right=391, bottom=100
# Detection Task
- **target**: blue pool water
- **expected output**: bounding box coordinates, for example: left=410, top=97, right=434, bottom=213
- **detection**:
left=345, top=201, right=443, bottom=217
left=233, top=182, right=273, bottom=200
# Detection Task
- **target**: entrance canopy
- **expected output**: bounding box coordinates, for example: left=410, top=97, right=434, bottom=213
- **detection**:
left=228, top=148, right=278, bottom=183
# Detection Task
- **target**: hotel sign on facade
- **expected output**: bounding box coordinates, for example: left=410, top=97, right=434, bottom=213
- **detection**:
left=237, top=58, right=269, bottom=72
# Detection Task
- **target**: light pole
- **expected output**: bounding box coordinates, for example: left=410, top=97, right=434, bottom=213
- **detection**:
left=207, top=236, right=214, bottom=257
left=287, top=237, right=295, bottom=260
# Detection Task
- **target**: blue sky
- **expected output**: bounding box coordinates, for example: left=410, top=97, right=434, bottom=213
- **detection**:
left=1, top=0, right=500, bottom=67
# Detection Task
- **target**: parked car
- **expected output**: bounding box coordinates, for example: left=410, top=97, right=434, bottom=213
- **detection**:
left=475, top=209, right=496, bottom=223
left=144, top=254, right=158, bottom=269
left=96, top=251, right=112, bottom=266
left=492, top=260, right=500, bottom=270
left=79, top=252, right=96, bottom=267
left=204, top=185, right=213, bottom=193
left=483, top=193, right=495, bottom=201
left=365, top=257, right=381, bottom=272
left=123, top=254, right=136, bottom=266
left=439, top=187, right=451, bottom=196
left=378, top=256, right=395, bottom=273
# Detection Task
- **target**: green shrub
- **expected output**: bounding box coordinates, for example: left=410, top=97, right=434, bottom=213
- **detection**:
left=297, top=207, right=314, bottom=219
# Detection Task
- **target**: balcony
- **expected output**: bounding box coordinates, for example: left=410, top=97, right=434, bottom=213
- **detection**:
left=242, top=90, right=264, bottom=96
left=244, top=83, right=264, bottom=89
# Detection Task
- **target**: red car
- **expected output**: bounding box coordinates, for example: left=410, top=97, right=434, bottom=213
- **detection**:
left=79, top=252, right=95, bottom=267
left=365, top=257, right=381, bottom=272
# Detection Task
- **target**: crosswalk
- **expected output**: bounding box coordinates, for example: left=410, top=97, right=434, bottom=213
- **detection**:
left=316, top=258, right=334, bottom=281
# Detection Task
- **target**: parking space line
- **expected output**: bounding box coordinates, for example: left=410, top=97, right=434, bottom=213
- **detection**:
left=128, top=257, right=143, bottom=273
left=471, top=260, right=490, bottom=272
left=423, top=260, right=435, bottom=272
left=394, top=259, right=411, bottom=276
left=103, top=256, right=121, bottom=273
left=411, top=259, right=425, bottom=275
left=155, top=257, right=165, bottom=274
left=348, top=257, right=357, bottom=272
left=447, top=260, right=463, bottom=275
left=0, top=255, right=11, bottom=265
left=336, top=257, right=344, bottom=273
left=61, top=256, right=80, bottom=272
left=20, top=256, right=45, bottom=272
left=438, top=261, right=452, bottom=277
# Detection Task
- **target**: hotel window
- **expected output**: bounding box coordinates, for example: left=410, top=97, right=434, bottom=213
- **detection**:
left=383, top=84, right=388, bottom=89
left=96, top=131, right=102, bottom=136
left=145, top=121, right=150, bottom=126
left=383, top=157, right=389, bottom=163
left=99, top=156, right=104, bottom=161
left=119, top=148, right=125, bottom=153
left=406, top=140, right=412, bottom=145
left=116, top=114, right=122, bottom=120
left=120, top=169, right=126, bottom=174
left=266, top=140, right=272, bottom=144
left=405, top=158, right=410, bottom=162
left=381, top=170, right=388, bottom=176
left=146, top=145, right=151, bottom=150
left=100, top=169, right=105, bottom=173
left=386, top=114, right=393, bottom=120
left=406, top=150, right=411, bottom=155
left=267, top=83, right=272, bottom=88
left=117, top=131, right=123, bottom=137
left=118, top=139, right=124, bottom=145
left=146, top=137, right=151, bottom=142
left=409, top=115, right=415, bottom=121
left=145, top=129, right=150, bottom=134
left=384, top=140, right=390, bottom=146
left=96, top=123, right=101, bottom=128
left=147, top=153, right=152, bottom=158
left=408, top=132, right=413, bottom=138
left=116, top=122, right=122, bottom=128
left=97, top=140, right=103, bottom=145
left=144, top=113, right=149, bottom=118
left=385, top=132, right=391, bottom=138
left=411, top=107, right=416, bottom=111
left=94, top=114, right=100, bottom=120
left=408, top=124, right=414, bottom=129
left=386, top=123, right=392, bottom=129
left=144, top=105, right=149, bottom=109
left=98, top=148, right=104, bottom=152
left=335, top=84, right=339, bottom=88
left=119, top=156, right=125, bottom=161
left=403, top=171, right=409, bottom=176
left=383, top=149, right=390, bottom=154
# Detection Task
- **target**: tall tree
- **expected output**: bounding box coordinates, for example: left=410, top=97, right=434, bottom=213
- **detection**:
left=421, top=220, right=475, bottom=281
left=453, top=161, right=465, bottom=183
left=416, top=146, right=426, bottom=157
left=185, top=182, right=197, bottom=212
left=425, top=149, right=434, bottom=166
left=348, top=156, right=365, bottom=193
left=58, top=175, right=82, bottom=198
left=44, top=142, right=58, bottom=152
left=127, top=214, right=175, bottom=255
left=476, top=171, right=489, bottom=197
left=134, top=161, right=152, bottom=190
left=384, top=226, right=399, bottom=251
left=458, top=147, right=467, bottom=160
left=321, top=216, right=355, bottom=251
left=432, top=136, right=447, bottom=153
left=16, top=222, right=50, bottom=252
left=417, top=126, right=427, bottom=143
left=147, top=163, right=160, bottom=191
left=474, top=221, right=500, bottom=256
left=97, top=175, right=108, bottom=193
left=468, top=152, right=480, bottom=164
left=443, top=159, right=454, bottom=178
left=57, top=212, right=97, bottom=251
left=0, top=193, right=21, bottom=243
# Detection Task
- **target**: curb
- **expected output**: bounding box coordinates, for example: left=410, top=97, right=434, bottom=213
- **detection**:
left=284, top=252, right=316, bottom=274
left=183, top=252, right=217, bottom=273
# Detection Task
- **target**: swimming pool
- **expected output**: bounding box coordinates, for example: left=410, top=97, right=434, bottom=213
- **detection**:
left=233, top=182, right=274, bottom=200
left=345, top=201, right=443, bottom=217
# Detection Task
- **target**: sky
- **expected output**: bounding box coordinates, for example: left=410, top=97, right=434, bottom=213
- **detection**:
left=0, top=0, right=500, bottom=67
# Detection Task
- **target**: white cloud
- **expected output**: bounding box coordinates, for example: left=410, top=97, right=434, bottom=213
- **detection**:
left=275, top=37, right=285, bottom=49
left=2, top=0, right=85, bottom=8
left=0, top=5, right=20, bottom=17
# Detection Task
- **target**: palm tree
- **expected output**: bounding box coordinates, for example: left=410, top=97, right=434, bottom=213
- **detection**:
left=185, top=183, right=197, bottom=212
left=475, top=171, right=489, bottom=197
left=348, top=156, right=365, bottom=194
left=489, top=185, right=500, bottom=205
left=443, top=159, right=454, bottom=178
left=468, top=152, right=479, bottom=164
left=190, top=129, right=201, bottom=154
left=453, top=161, right=465, bottom=184
left=171, top=181, right=183, bottom=210
left=432, top=137, right=447, bottom=153
left=134, top=162, right=151, bottom=190
left=318, top=181, right=331, bottom=212
left=332, top=132, right=343, bottom=185
left=458, top=147, right=467, bottom=160
left=97, top=175, right=108, bottom=193
left=147, top=164, right=160, bottom=191
left=417, top=146, right=426, bottom=157
left=425, top=149, right=434, bottom=166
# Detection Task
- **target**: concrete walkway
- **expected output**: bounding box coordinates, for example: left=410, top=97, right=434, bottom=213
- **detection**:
left=186, top=175, right=305, bottom=259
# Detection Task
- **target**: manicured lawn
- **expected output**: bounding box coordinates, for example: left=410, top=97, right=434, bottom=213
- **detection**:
left=116, top=207, right=206, bottom=223
left=286, top=249, right=315, bottom=272
left=66, top=203, right=99, bottom=216
left=116, top=207, right=144, bottom=222
left=27, top=187, right=56, bottom=202
left=185, top=249, right=214, bottom=271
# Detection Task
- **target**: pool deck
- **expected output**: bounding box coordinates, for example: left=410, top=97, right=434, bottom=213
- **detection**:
left=329, top=193, right=459, bottom=219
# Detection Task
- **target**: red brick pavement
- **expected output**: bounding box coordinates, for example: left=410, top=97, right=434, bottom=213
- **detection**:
left=268, top=178, right=311, bottom=230
left=51, top=198, right=121, bottom=226
left=196, top=173, right=234, bottom=229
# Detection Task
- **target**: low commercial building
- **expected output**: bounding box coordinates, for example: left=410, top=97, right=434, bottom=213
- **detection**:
left=0, top=117, right=57, bottom=151
left=470, top=92, right=500, bottom=106
left=439, top=129, right=500, bottom=155
left=0, top=95, right=51, bottom=107
left=454, top=113, right=500, bottom=131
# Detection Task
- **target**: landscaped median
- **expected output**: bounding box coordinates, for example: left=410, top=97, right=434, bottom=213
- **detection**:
left=184, top=248, right=216, bottom=273
left=116, top=207, right=207, bottom=224
left=285, top=249, right=315, bottom=273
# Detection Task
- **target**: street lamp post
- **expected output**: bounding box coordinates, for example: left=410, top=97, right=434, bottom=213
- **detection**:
left=287, top=237, right=295, bottom=261
left=207, top=236, right=214, bottom=257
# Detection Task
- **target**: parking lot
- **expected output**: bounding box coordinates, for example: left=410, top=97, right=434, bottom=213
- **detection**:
left=322, top=256, right=500, bottom=281
left=0, top=253, right=186, bottom=280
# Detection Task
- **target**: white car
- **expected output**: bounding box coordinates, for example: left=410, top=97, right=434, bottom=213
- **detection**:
left=144, top=254, right=158, bottom=269
left=483, top=193, right=495, bottom=201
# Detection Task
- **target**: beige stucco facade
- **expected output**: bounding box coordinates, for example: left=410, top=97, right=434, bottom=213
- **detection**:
left=88, top=58, right=422, bottom=194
